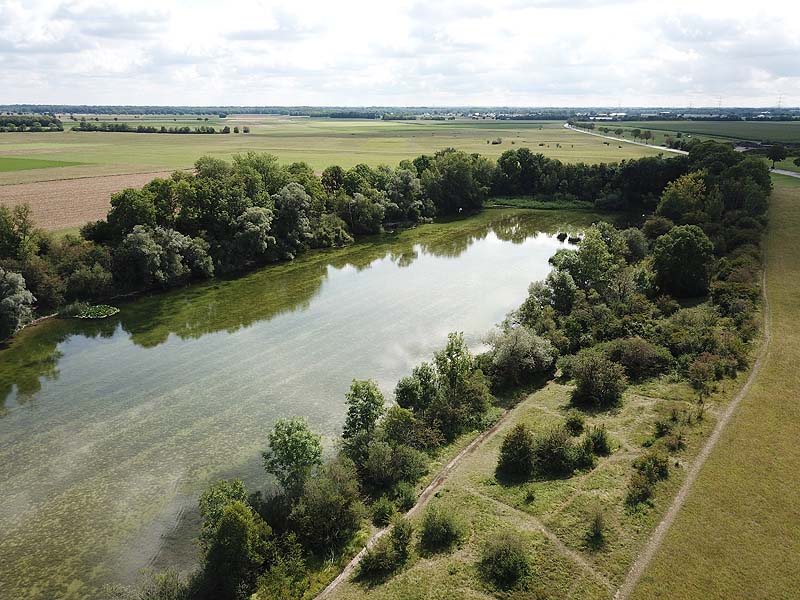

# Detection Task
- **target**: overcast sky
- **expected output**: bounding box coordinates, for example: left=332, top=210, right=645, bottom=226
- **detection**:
left=1, top=0, right=798, bottom=107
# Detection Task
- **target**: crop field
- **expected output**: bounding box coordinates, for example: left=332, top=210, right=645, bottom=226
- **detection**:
left=0, top=118, right=660, bottom=230
left=631, top=175, right=800, bottom=600
left=610, top=120, right=800, bottom=144
left=329, top=362, right=755, bottom=599
left=0, top=156, right=84, bottom=172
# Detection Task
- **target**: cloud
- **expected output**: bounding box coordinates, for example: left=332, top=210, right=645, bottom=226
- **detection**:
left=0, top=0, right=798, bottom=106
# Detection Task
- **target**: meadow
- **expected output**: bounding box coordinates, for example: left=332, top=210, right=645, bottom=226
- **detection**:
left=631, top=175, right=800, bottom=599
left=608, top=120, right=800, bottom=145
left=0, top=118, right=661, bottom=231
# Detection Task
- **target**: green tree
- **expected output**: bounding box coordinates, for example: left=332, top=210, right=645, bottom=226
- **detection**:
left=496, top=423, right=536, bottom=479
left=656, top=171, right=708, bottom=223
left=289, top=457, right=364, bottom=551
left=570, top=352, right=627, bottom=407
left=766, top=144, right=788, bottom=168
left=652, top=225, right=714, bottom=297
left=107, top=188, right=157, bottom=240
left=199, top=479, right=249, bottom=550
left=0, top=268, right=35, bottom=340
left=204, top=501, right=273, bottom=599
left=342, top=379, right=385, bottom=439
left=262, top=417, right=322, bottom=496
left=484, top=326, right=555, bottom=386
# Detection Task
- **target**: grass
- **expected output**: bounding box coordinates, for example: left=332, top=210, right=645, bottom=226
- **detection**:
left=328, top=363, right=753, bottom=599
left=604, top=120, right=800, bottom=145
left=0, top=118, right=661, bottom=185
left=631, top=174, right=800, bottom=599
left=0, top=156, right=84, bottom=172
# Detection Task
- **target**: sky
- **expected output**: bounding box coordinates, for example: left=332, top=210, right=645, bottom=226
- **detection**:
left=1, top=0, right=799, bottom=107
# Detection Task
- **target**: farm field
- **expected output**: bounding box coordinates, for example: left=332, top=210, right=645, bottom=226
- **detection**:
left=631, top=175, right=800, bottom=600
left=0, top=156, right=84, bottom=172
left=328, top=348, right=757, bottom=598
left=609, top=120, right=800, bottom=144
left=0, top=118, right=660, bottom=230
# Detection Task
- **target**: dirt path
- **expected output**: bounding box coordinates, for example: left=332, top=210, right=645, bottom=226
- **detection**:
left=614, top=257, right=771, bottom=600
left=563, top=123, right=688, bottom=155
left=315, top=407, right=517, bottom=599
left=468, top=488, right=613, bottom=591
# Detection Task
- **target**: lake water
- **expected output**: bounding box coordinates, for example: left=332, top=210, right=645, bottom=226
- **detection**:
left=0, top=209, right=595, bottom=599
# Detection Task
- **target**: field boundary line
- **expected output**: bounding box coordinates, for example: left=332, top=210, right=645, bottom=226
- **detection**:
left=614, top=252, right=771, bottom=600
left=0, top=168, right=191, bottom=187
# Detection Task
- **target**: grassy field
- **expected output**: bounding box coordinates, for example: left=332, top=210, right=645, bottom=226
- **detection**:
left=327, top=360, right=754, bottom=598
left=631, top=174, right=800, bottom=600
left=0, top=118, right=661, bottom=231
left=608, top=120, right=800, bottom=145
left=0, top=156, right=84, bottom=172
left=0, top=118, right=661, bottom=185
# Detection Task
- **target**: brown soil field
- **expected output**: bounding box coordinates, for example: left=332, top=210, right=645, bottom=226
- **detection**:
left=0, top=171, right=176, bottom=231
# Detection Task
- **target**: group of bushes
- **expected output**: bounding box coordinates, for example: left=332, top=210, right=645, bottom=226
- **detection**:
left=75, top=121, right=230, bottom=134
left=0, top=114, right=63, bottom=132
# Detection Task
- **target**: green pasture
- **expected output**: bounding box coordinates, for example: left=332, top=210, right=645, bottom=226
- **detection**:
left=611, top=120, right=800, bottom=144
left=0, top=156, right=84, bottom=172
left=0, top=118, right=661, bottom=184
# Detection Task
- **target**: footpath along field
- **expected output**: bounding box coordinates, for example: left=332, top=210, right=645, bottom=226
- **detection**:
left=631, top=175, right=800, bottom=600
left=0, top=119, right=659, bottom=230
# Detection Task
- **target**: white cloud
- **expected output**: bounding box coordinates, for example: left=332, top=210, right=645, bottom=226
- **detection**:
left=0, top=0, right=798, bottom=106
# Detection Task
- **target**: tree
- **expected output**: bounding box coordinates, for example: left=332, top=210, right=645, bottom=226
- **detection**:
left=199, top=479, right=249, bottom=550
left=0, top=268, right=35, bottom=340
left=656, top=171, right=708, bottom=223
left=289, top=457, right=364, bottom=551
left=766, top=144, right=788, bottom=168
left=570, top=352, right=627, bottom=407
left=342, top=379, right=385, bottom=439
left=484, top=326, right=556, bottom=386
left=204, top=501, right=273, bottom=599
left=652, top=225, right=714, bottom=297
left=271, top=183, right=312, bottom=260
left=478, top=532, right=529, bottom=589
left=631, top=128, right=642, bottom=141
left=262, top=417, right=322, bottom=496
left=0, top=204, right=39, bottom=260
left=107, top=188, right=156, bottom=240
left=794, top=157, right=800, bottom=168
left=234, top=206, right=276, bottom=263
left=496, top=423, right=535, bottom=479
left=642, top=130, right=653, bottom=144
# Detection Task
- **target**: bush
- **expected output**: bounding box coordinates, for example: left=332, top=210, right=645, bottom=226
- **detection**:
left=484, top=326, right=556, bottom=387
left=633, top=450, right=669, bottom=482
left=584, top=425, right=611, bottom=456
left=496, top=423, right=536, bottom=480
left=625, top=471, right=653, bottom=505
left=419, top=504, right=466, bottom=553
left=532, top=425, right=593, bottom=475
left=392, top=482, right=417, bottom=512
left=570, top=352, right=628, bottom=407
left=588, top=507, right=605, bottom=547
left=564, top=410, right=585, bottom=436
left=478, top=531, right=529, bottom=589
left=357, top=515, right=414, bottom=580
left=364, top=440, right=428, bottom=492
left=372, top=496, right=396, bottom=527
left=602, top=337, right=673, bottom=380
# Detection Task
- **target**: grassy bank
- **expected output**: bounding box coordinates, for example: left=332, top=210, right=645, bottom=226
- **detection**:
left=631, top=174, right=800, bottom=599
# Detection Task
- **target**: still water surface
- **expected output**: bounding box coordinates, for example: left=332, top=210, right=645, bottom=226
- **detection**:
left=0, top=209, right=595, bottom=599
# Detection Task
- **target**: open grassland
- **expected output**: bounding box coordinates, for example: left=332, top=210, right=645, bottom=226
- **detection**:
left=0, top=156, right=84, bottom=172
left=631, top=175, right=800, bottom=600
left=328, top=367, right=754, bottom=599
left=612, top=120, right=800, bottom=144
left=0, top=119, right=660, bottom=230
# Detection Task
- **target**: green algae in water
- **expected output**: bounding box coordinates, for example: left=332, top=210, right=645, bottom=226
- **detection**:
left=0, top=209, right=601, bottom=599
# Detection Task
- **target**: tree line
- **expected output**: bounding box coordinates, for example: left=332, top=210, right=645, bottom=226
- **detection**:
left=105, top=140, right=771, bottom=598
left=0, top=115, right=63, bottom=132
left=74, top=121, right=232, bottom=134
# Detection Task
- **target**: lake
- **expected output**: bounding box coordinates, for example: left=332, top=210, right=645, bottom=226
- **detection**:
left=0, top=208, right=596, bottom=599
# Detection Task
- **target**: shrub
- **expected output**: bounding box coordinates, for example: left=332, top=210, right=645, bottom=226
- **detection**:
left=364, top=440, right=428, bottom=492
left=392, top=481, right=417, bottom=512
left=496, top=423, right=536, bottom=479
left=478, top=531, right=529, bottom=589
left=564, top=410, right=585, bottom=436
left=588, top=507, right=605, bottom=547
left=484, top=326, right=556, bottom=387
left=357, top=515, right=414, bottom=580
left=532, top=425, right=591, bottom=475
left=419, top=504, right=466, bottom=552
left=570, top=352, right=628, bottom=407
left=602, top=337, right=673, bottom=380
left=688, top=352, right=720, bottom=395
left=372, top=496, right=396, bottom=527
left=625, top=471, right=653, bottom=505
left=584, top=425, right=611, bottom=456
left=633, top=450, right=669, bottom=482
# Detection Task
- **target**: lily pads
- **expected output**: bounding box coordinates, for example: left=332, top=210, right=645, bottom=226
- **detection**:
left=76, top=304, right=120, bottom=319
